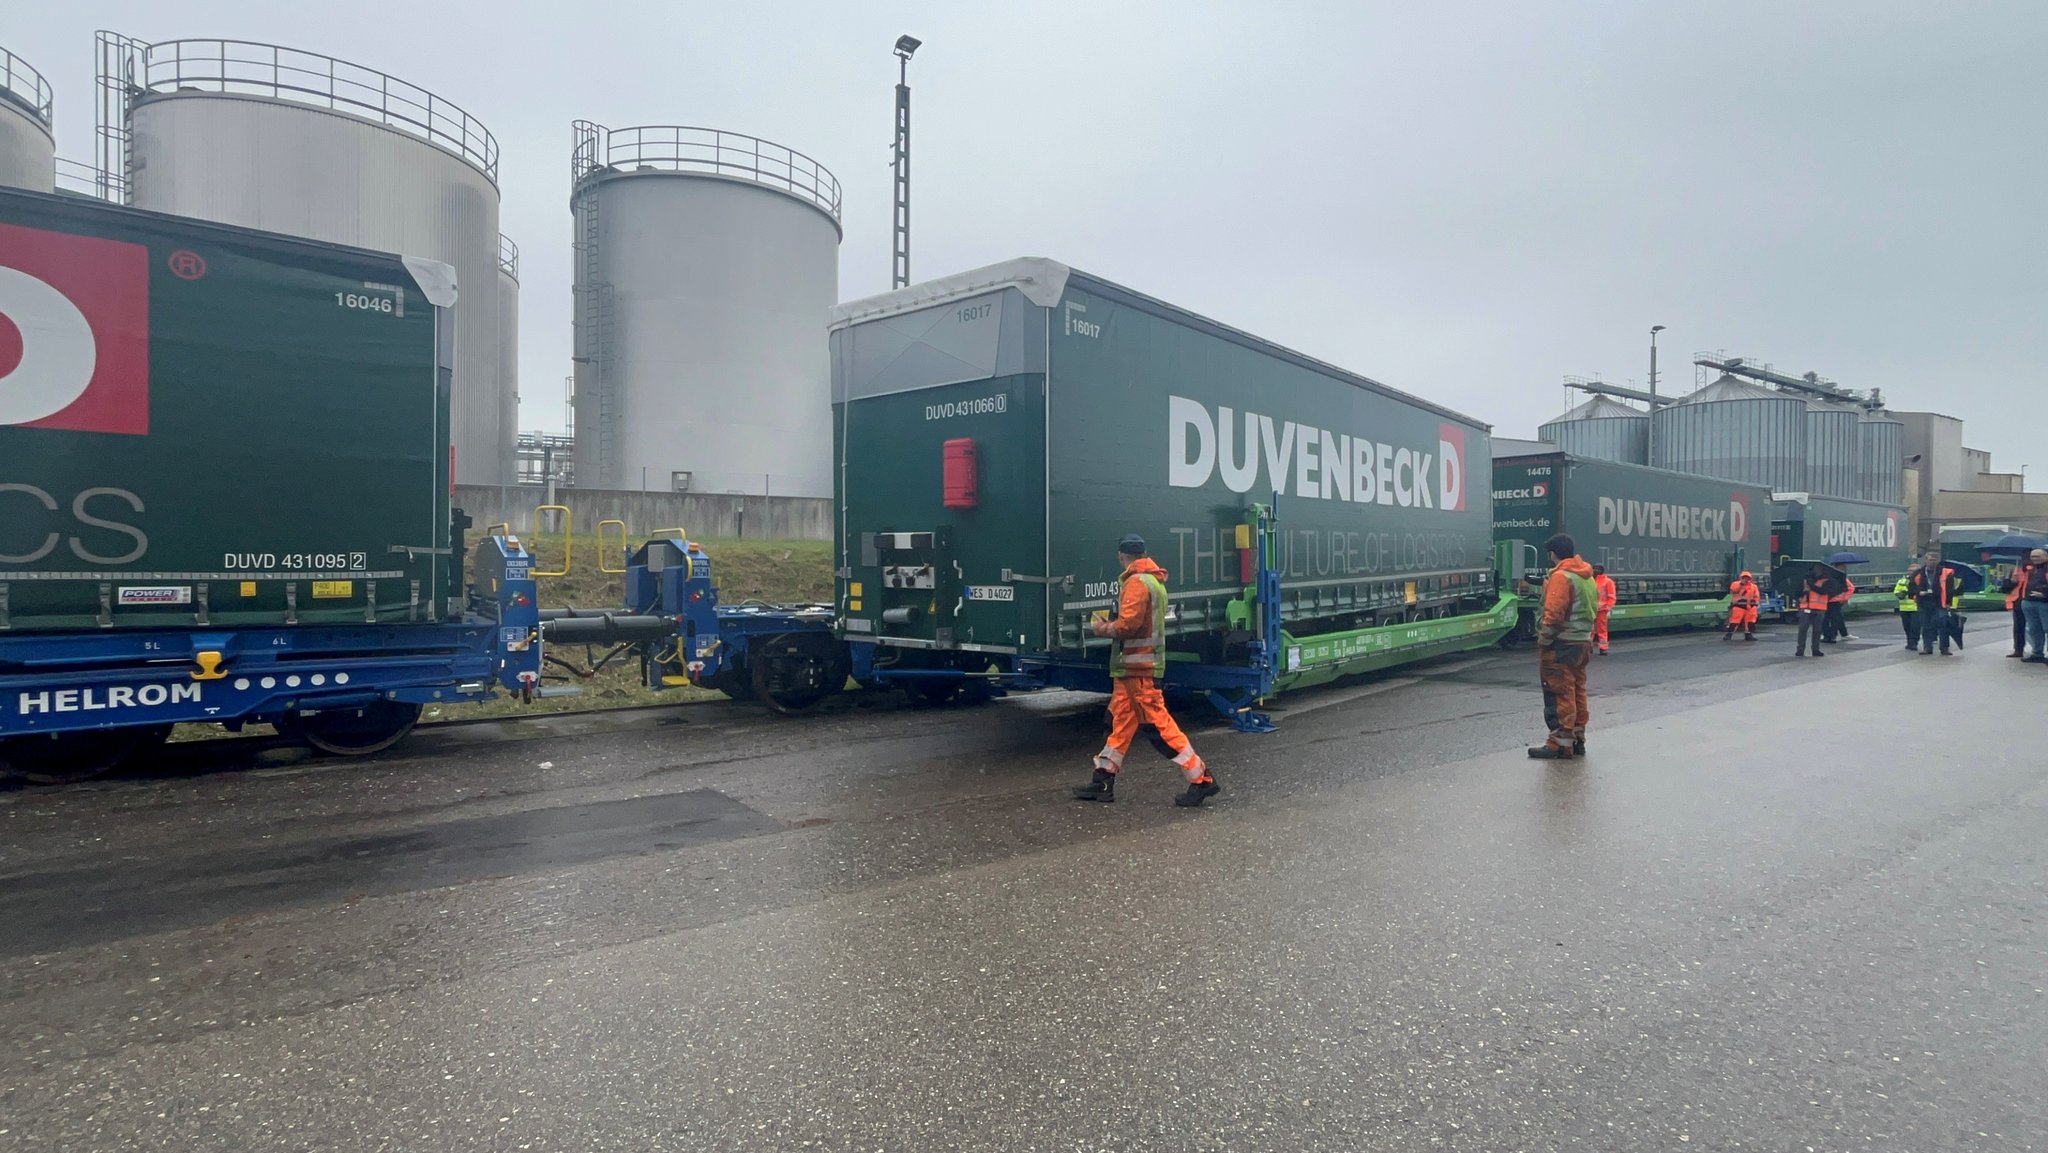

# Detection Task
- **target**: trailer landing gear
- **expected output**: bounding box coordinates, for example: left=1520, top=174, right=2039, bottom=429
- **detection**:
left=278, top=701, right=423, bottom=756
left=1, top=725, right=173, bottom=784
left=1206, top=690, right=1276, bottom=734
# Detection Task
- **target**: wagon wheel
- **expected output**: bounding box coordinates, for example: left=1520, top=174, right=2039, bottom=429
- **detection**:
left=749, top=634, right=848, bottom=715
left=2, top=724, right=173, bottom=785
left=278, top=701, right=423, bottom=756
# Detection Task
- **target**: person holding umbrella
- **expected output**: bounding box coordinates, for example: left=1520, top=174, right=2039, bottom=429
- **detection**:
left=1796, top=562, right=1840, bottom=658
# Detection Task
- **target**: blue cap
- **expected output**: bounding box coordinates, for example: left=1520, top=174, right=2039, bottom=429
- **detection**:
left=1117, top=533, right=1146, bottom=556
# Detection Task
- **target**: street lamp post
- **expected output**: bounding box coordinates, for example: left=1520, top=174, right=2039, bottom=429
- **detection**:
left=891, top=35, right=921, bottom=289
left=1648, top=324, right=1666, bottom=464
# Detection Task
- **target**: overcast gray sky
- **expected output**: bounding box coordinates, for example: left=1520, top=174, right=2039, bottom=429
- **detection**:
left=12, top=1, right=2046, bottom=479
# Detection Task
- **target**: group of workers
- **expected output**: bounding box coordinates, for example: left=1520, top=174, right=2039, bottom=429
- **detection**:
left=1075, top=532, right=2048, bottom=803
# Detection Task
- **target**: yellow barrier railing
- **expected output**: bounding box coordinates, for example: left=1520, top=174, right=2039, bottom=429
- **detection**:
left=532, top=505, right=571, bottom=576
left=597, top=519, right=628, bottom=574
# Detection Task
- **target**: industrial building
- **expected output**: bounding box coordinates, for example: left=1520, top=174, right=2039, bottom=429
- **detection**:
left=92, top=34, right=515, bottom=485
left=0, top=46, right=55, bottom=192
left=569, top=121, right=842, bottom=497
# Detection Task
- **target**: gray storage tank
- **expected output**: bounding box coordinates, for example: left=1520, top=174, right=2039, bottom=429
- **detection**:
left=497, top=234, right=520, bottom=471
left=1652, top=374, right=1807, bottom=491
left=570, top=122, right=841, bottom=496
left=102, top=35, right=510, bottom=484
left=1537, top=395, right=1649, bottom=464
left=0, top=47, right=56, bottom=192
left=1857, top=411, right=1905, bottom=505
left=1804, top=397, right=1861, bottom=498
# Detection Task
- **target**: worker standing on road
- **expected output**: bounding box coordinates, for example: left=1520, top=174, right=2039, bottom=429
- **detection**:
left=1796, top=564, right=1833, bottom=658
left=2000, top=552, right=2041, bottom=659
left=1073, top=534, right=1219, bottom=807
left=1725, top=570, right=1761, bottom=641
left=1591, top=564, right=1617, bottom=655
left=1528, top=534, right=1597, bottom=760
left=1895, top=567, right=1921, bottom=650
left=1823, top=577, right=1856, bottom=644
left=1907, top=554, right=1963, bottom=656
left=2019, top=548, right=2048, bottom=663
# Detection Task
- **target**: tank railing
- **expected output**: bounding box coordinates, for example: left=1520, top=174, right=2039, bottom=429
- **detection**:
left=572, top=123, right=841, bottom=221
left=54, top=158, right=106, bottom=198
left=0, top=46, right=55, bottom=126
left=498, top=234, right=519, bottom=280
left=128, top=38, right=498, bottom=181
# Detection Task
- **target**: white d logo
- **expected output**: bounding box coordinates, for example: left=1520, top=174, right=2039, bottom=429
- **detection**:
left=0, top=266, right=99, bottom=426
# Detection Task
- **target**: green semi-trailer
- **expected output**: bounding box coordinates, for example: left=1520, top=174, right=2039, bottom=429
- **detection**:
left=0, top=186, right=457, bottom=632
left=828, top=258, right=1514, bottom=715
left=1769, top=494, right=1912, bottom=615
left=1492, top=451, right=1772, bottom=634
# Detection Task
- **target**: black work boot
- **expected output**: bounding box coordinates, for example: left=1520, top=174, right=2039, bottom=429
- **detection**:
left=1072, top=768, right=1117, bottom=803
left=1571, top=736, right=1586, bottom=756
left=1527, top=743, right=1574, bottom=760
left=1172, top=777, right=1221, bottom=807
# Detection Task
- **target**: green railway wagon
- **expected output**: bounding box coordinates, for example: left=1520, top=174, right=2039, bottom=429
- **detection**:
left=1492, top=452, right=1770, bottom=634
left=1769, top=494, right=1912, bottom=615
left=0, top=186, right=458, bottom=632
left=827, top=259, right=1514, bottom=718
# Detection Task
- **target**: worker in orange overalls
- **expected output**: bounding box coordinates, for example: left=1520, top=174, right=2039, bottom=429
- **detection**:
left=1725, top=570, right=1761, bottom=641
left=1528, top=534, right=1599, bottom=759
left=1591, top=564, right=1617, bottom=655
left=1073, top=534, right=1219, bottom=807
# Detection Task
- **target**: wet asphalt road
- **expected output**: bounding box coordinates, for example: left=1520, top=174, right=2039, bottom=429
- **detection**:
left=2, top=625, right=2043, bottom=1151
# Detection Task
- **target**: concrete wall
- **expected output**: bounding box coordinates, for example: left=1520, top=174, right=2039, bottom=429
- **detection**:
left=1970, top=472, right=2024, bottom=494
left=455, top=485, right=833, bottom=541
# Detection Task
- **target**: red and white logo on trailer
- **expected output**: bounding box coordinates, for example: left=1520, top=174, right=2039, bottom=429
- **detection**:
left=0, top=222, right=150, bottom=435
left=1437, top=424, right=1467, bottom=511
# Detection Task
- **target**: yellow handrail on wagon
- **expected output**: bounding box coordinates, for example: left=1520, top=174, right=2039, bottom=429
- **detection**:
left=532, top=505, right=571, bottom=576
left=597, top=519, right=628, bottom=574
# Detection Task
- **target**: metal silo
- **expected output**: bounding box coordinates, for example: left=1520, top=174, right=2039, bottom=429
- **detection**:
left=1652, top=374, right=1807, bottom=491
left=570, top=122, right=841, bottom=495
left=1857, top=411, right=1905, bottom=505
left=498, top=234, right=519, bottom=470
left=1804, top=398, right=1860, bottom=498
left=0, top=46, right=55, bottom=192
left=100, top=35, right=509, bottom=484
left=1538, top=395, right=1649, bottom=464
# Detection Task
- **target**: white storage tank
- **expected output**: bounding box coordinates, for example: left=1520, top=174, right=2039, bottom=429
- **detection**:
left=498, top=234, right=520, bottom=472
left=570, top=122, right=842, bottom=495
left=104, top=36, right=510, bottom=484
left=1652, top=374, right=1808, bottom=491
left=0, top=47, right=56, bottom=192
left=1537, top=395, right=1649, bottom=465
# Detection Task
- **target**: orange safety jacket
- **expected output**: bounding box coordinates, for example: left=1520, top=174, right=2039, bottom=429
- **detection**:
left=1828, top=578, right=1855, bottom=605
left=2007, top=562, right=2037, bottom=610
left=1799, top=579, right=1832, bottom=612
left=1730, top=578, right=1760, bottom=608
left=1100, top=557, right=1170, bottom=678
left=1594, top=573, right=1617, bottom=614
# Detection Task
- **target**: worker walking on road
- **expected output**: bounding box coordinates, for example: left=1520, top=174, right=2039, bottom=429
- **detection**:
left=1073, top=534, right=1219, bottom=807
left=1725, top=570, right=1761, bottom=641
left=1895, top=567, right=1921, bottom=650
left=1796, top=564, right=1833, bottom=658
left=1592, top=564, right=1617, bottom=655
left=1528, top=534, right=1597, bottom=760
left=1823, top=577, right=1856, bottom=644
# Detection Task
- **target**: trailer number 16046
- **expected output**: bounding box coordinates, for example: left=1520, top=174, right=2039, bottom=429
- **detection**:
left=335, top=292, right=395, bottom=313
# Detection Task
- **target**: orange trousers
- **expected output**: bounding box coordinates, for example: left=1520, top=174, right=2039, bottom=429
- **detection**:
left=1538, top=641, right=1591, bottom=746
left=1100, top=675, right=1206, bottom=782
left=1727, top=605, right=1759, bottom=630
left=1593, top=610, right=1611, bottom=649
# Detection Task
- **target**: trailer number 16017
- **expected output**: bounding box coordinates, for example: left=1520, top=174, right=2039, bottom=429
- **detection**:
left=335, top=292, right=395, bottom=313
